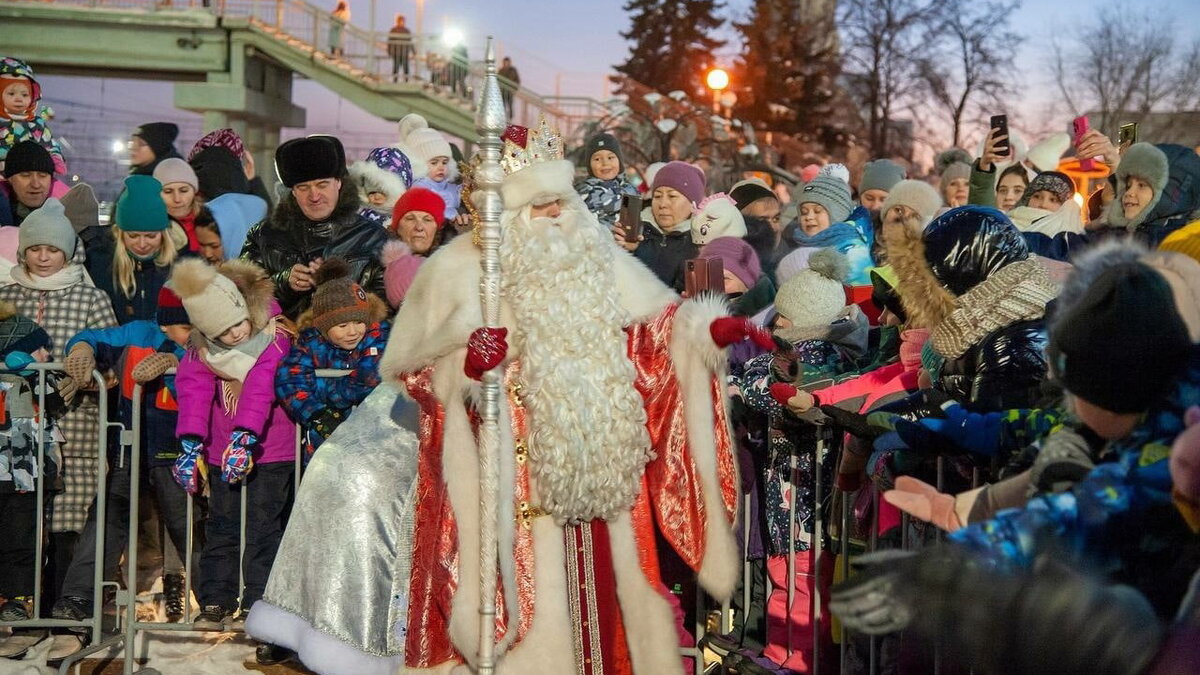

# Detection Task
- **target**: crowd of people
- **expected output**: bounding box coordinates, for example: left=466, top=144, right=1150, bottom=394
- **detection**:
left=1, top=51, right=1200, bottom=674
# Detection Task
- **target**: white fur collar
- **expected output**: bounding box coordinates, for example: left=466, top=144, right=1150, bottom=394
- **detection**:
left=380, top=233, right=677, bottom=380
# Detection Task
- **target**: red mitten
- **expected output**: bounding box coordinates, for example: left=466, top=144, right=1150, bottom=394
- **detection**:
left=769, top=382, right=798, bottom=406
left=465, top=327, right=508, bottom=380
left=710, top=317, right=774, bottom=350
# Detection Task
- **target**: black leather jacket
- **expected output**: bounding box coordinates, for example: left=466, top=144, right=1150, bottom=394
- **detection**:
left=241, top=185, right=387, bottom=319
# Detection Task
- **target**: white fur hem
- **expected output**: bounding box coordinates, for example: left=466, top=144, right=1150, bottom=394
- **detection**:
left=245, top=600, right=401, bottom=675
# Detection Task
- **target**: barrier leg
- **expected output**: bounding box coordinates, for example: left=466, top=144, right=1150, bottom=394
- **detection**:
left=811, top=432, right=823, bottom=675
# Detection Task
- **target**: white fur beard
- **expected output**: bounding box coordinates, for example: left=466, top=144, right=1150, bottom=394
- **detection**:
left=499, top=202, right=652, bottom=524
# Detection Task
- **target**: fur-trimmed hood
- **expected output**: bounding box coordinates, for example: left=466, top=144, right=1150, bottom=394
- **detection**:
left=348, top=160, right=408, bottom=209
left=218, top=258, right=276, bottom=332
left=1105, top=143, right=1200, bottom=233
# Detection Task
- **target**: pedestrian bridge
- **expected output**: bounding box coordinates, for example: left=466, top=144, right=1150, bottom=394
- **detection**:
left=0, top=0, right=607, bottom=170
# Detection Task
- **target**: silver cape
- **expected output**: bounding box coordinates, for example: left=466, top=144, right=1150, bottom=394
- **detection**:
left=246, top=385, right=421, bottom=675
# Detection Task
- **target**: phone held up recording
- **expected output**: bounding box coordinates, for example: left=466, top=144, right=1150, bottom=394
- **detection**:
left=618, top=194, right=643, bottom=243
left=990, top=114, right=1010, bottom=157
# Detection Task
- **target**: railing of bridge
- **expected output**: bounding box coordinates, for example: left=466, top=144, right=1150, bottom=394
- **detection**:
left=24, top=0, right=607, bottom=135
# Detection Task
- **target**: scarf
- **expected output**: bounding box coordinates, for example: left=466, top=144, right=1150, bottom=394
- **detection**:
left=10, top=263, right=88, bottom=291
left=792, top=221, right=862, bottom=248
left=931, top=258, right=1058, bottom=359
left=200, top=318, right=277, bottom=384
left=1008, top=201, right=1084, bottom=237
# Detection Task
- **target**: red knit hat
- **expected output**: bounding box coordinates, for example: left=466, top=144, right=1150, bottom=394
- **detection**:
left=156, top=286, right=190, bottom=326
left=391, top=187, right=446, bottom=232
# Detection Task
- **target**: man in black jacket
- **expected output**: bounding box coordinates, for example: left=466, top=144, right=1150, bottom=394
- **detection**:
left=241, top=135, right=387, bottom=319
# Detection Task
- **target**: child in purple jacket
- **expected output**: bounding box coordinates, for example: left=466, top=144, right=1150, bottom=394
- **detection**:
left=168, top=258, right=296, bottom=641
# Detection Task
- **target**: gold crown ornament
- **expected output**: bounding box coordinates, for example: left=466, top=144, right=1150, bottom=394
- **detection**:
left=500, top=117, right=564, bottom=175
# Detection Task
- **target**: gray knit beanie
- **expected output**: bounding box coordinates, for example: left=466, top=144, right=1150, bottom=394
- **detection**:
left=19, top=198, right=76, bottom=258
left=797, top=174, right=853, bottom=224
left=859, top=159, right=906, bottom=194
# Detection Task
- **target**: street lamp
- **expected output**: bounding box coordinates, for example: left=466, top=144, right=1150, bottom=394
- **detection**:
left=706, top=67, right=729, bottom=113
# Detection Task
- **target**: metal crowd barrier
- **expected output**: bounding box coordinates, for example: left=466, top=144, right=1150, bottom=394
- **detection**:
left=0, top=364, right=125, bottom=670
left=114, top=368, right=350, bottom=674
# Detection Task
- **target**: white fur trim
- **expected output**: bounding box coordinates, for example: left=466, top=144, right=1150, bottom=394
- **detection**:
left=670, top=296, right=741, bottom=602
left=483, top=517, right=577, bottom=673
left=349, top=160, right=407, bottom=207
left=608, top=512, right=686, bottom=673
left=611, top=242, right=679, bottom=323
left=672, top=294, right=731, bottom=373
left=245, top=600, right=401, bottom=675
left=500, top=160, right=576, bottom=210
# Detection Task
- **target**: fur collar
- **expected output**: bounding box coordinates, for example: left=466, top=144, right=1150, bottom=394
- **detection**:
left=883, top=213, right=957, bottom=329
left=381, top=234, right=677, bottom=380
left=269, top=180, right=363, bottom=231
left=931, top=258, right=1057, bottom=359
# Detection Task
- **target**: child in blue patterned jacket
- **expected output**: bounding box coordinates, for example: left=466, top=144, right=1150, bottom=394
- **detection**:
left=276, top=258, right=390, bottom=463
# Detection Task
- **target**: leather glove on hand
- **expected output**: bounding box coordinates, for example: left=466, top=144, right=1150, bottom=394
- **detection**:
left=884, top=476, right=964, bottom=532
left=709, top=317, right=775, bottom=351
left=173, top=436, right=204, bottom=495
left=221, top=429, right=257, bottom=484
left=131, top=352, right=179, bottom=383
left=464, top=327, right=508, bottom=380
left=63, top=343, right=96, bottom=386
left=917, top=404, right=1004, bottom=456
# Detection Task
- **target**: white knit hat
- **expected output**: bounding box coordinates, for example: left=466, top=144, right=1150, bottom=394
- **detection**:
left=1026, top=133, right=1070, bottom=173
left=168, top=258, right=249, bottom=340
left=691, top=193, right=747, bottom=245
left=152, top=157, right=198, bottom=190
left=398, top=113, right=452, bottom=166
left=774, top=248, right=849, bottom=328
left=880, top=180, right=942, bottom=228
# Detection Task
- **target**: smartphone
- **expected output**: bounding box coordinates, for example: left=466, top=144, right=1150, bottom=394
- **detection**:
left=1119, top=122, right=1138, bottom=150
left=989, top=114, right=1010, bottom=157
left=684, top=257, right=725, bottom=298
left=1072, top=115, right=1095, bottom=171
left=619, top=194, right=643, bottom=243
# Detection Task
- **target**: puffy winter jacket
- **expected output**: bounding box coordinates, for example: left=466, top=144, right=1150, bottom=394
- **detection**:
left=241, top=185, right=388, bottom=319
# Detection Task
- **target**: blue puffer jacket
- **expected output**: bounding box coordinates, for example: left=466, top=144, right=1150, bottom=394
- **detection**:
left=68, top=321, right=186, bottom=467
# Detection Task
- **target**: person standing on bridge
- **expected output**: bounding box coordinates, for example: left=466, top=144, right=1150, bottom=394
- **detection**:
left=387, top=13, right=414, bottom=82
left=499, top=56, right=521, bottom=119
left=328, top=0, right=350, bottom=58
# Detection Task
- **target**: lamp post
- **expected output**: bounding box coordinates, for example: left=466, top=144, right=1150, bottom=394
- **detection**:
left=705, top=67, right=729, bottom=114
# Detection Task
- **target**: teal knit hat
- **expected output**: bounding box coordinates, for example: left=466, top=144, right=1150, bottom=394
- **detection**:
left=115, top=175, right=169, bottom=232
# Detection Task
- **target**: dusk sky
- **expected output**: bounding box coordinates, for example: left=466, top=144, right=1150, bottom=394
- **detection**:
left=32, top=0, right=1200, bottom=182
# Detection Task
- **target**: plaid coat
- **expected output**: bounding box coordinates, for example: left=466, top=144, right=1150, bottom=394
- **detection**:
left=0, top=278, right=118, bottom=532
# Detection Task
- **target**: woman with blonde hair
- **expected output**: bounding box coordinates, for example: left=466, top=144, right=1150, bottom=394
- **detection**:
left=108, top=175, right=190, bottom=324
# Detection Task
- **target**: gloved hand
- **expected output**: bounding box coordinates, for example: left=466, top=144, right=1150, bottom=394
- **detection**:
left=464, top=327, right=508, bottom=380
left=768, top=382, right=815, bottom=412
left=55, top=375, right=77, bottom=406
left=917, top=404, right=1004, bottom=456
left=63, top=342, right=96, bottom=385
left=173, top=435, right=204, bottom=495
left=221, top=429, right=257, bottom=484
left=829, top=549, right=918, bottom=635
left=883, top=476, right=963, bottom=532
left=893, top=416, right=968, bottom=457
left=709, top=317, right=775, bottom=351
left=131, top=352, right=179, bottom=383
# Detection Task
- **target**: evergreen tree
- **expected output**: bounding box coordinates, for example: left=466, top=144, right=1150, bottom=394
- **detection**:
left=615, top=0, right=726, bottom=97
left=733, top=0, right=845, bottom=139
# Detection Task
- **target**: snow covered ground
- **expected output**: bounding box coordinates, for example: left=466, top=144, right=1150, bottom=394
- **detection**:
left=0, top=629, right=280, bottom=675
